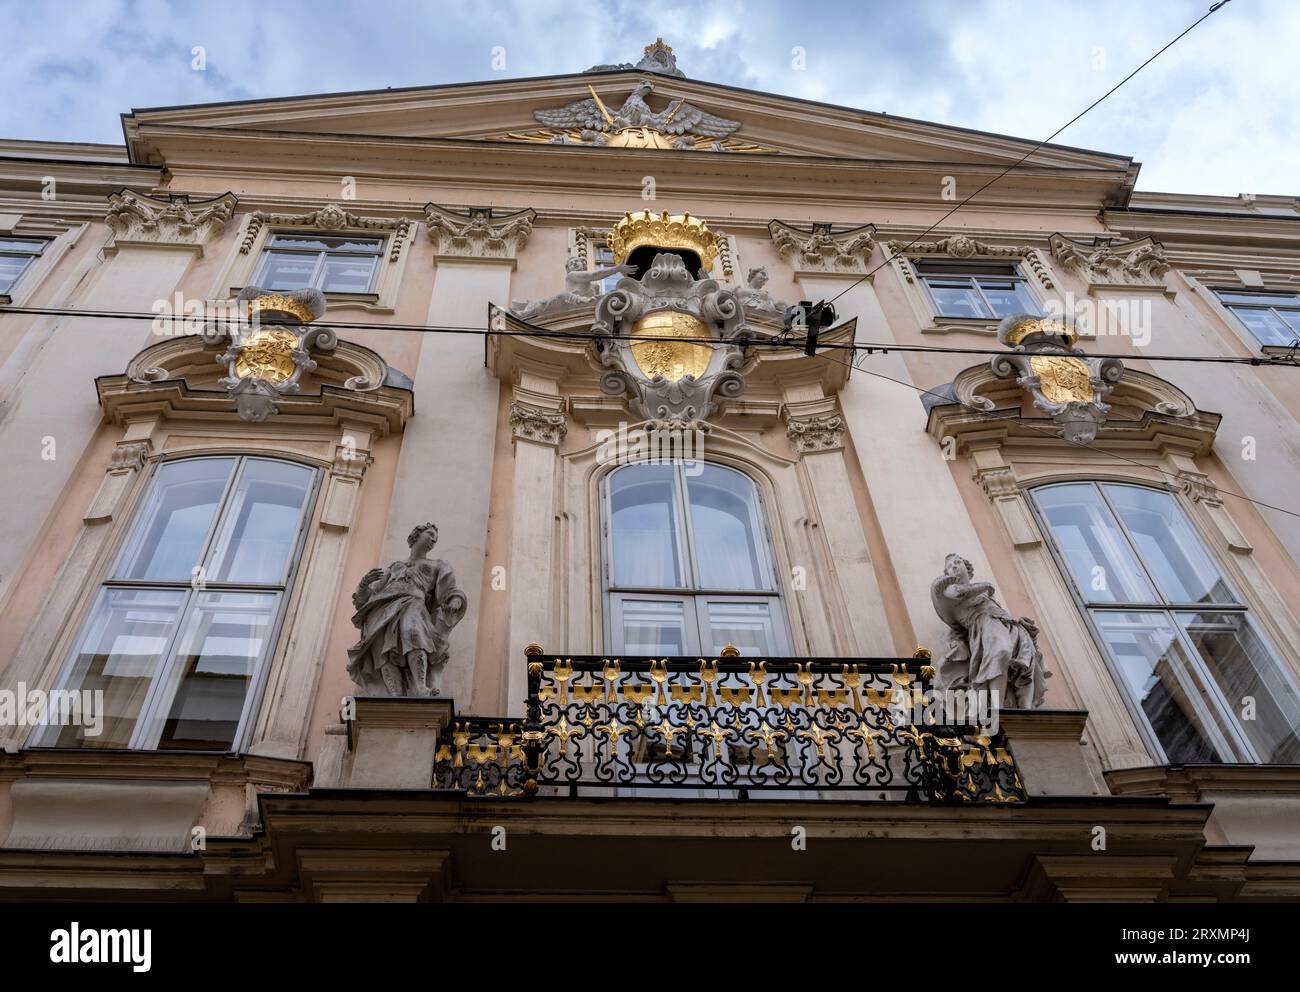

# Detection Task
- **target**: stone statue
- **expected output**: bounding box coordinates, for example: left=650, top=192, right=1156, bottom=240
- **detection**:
left=511, top=255, right=636, bottom=320
left=736, top=266, right=789, bottom=315
left=346, top=522, right=467, bottom=697
left=930, top=553, right=1049, bottom=708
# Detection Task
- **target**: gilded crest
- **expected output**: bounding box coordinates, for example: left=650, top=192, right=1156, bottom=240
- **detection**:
left=1029, top=355, right=1092, bottom=404
left=235, top=329, right=299, bottom=383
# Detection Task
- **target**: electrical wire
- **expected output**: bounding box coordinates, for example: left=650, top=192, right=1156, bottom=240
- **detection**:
left=805, top=344, right=1300, bottom=523
left=822, top=0, right=1237, bottom=310
left=2, top=303, right=1294, bottom=369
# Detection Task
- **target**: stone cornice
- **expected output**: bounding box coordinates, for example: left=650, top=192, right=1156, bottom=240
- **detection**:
left=104, top=188, right=237, bottom=251
left=890, top=234, right=1056, bottom=290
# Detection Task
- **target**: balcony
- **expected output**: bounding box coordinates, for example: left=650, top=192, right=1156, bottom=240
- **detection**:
left=433, top=651, right=1026, bottom=803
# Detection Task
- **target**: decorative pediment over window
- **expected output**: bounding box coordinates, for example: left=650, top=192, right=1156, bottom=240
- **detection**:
left=239, top=202, right=415, bottom=262
left=888, top=234, right=1055, bottom=289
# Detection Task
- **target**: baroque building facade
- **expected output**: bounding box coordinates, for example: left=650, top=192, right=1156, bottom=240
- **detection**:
left=0, top=40, right=1298, bottom=901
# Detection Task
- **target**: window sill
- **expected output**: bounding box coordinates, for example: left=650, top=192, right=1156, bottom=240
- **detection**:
left=228, top=287, right=391, bottom=315
left=919, top=316, right=1004, bottom=336
left=1261, top=344, right=1300, bottom=358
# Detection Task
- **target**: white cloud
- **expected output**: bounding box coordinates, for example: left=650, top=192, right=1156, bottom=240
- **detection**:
left=0, top=0, right=1293, bottom=195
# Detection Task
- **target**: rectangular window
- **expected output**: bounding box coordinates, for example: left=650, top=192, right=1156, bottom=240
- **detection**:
left=251, top=233, right=383, bottom=295
left=1034, top=481, right=1300, bottom=764
left=38, top=456, right=317, bottom=752
left=916, top=259, right=1040, bottom=319
left=604, top=463, right=789, bottom=655
left=0, top=237, right=48, bottom=295
left=1213, top=289, right=1300, bottom=347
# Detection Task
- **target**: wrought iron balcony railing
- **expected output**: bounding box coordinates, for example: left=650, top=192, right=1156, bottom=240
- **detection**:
left=433, top=652, right=1026, bottom=803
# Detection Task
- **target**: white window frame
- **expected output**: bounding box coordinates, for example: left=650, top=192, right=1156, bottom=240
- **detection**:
left=249, top=232, right=385, bottom=296
left=601, top=462, right=790, bottom=655
left=1211, top=287, right=1300, bottom=349
left=35, top=454, right=320, bottom=754
left=1030, top=480, right=1299, bottom=764
left=916, top=258, right=1044, bottom=320
left=0, top=235, right=49, bottom=297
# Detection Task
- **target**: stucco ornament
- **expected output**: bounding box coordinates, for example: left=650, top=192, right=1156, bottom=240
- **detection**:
left=989, top=313, right=1125, bottom=445
left=593, top=249, right=751, bottom=422
left=931, top=553, right=1049, bottom=709
left=510, top=255, right=636, bottom=320
left=346, top=522, right=467, bottom=698
left=212, top=286, right=333, bottom=422
left=736, top=266, right=790, bottom=315
left=586, top=37, right=687, bottom=78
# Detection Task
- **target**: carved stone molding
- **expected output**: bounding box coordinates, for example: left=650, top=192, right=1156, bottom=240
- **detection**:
left=106, top=440, right=151, bottom=474
left=786, top=414, right=845, bottom=453
left=1049, top=234, right=1170, bottom=290
left=425, top=204, right=536, bottom=261
left=888, top=235, right=1055, bottom=290
left=105, top=190, right=237, bottom=250
left=240, top=203, right=415, bottom=262
left=1175, top=470, right=1223, bottom=507
left=769, top=220, right=876, bottom=275
left=510, top=401, right=567, bottom=446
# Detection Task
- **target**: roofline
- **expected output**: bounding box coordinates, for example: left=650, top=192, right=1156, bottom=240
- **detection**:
left=119, top=67, right=1135, bottom=170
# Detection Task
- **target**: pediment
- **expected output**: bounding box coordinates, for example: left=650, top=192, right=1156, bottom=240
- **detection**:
left=123, top=71, right=1134, bottom=175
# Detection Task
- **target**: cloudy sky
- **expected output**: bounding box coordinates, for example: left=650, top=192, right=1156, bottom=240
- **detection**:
left=0, top=0, right=1293, bottom=196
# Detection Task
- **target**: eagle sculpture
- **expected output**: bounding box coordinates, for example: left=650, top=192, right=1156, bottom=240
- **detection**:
left=534, top=78, right=741, bottom=140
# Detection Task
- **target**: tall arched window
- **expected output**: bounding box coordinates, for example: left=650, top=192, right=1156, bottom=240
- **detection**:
left=1032, top=481, right=1300, bottom=764
left=36, top=456, right=317, bottom=752
left=603, top=463, right=789, bottom=655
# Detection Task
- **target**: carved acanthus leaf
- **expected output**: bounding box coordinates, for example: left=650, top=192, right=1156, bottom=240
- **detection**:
left=240, top=203, right=415, bottom=261
left=769, top=221, right=876, bottom=275
left=1049, top=234, right=1170, bottom=289
left=425, top=204, right=536, bottom=260
left=105, top=190, right=237, bottom=248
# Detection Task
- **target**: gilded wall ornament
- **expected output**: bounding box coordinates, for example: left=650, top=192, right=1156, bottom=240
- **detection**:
left=212, top=285, right=332, bottom=422
left=987, top=313, right=1125, bottom=444
left=510, top=77, right=769, bottom=153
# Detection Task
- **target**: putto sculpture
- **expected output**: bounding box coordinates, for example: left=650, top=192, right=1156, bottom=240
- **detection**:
left=736, top=266, right=790, bottom=315
left=510, top=255, right=636, bottom=321
left=346, top=522, right=467, bottom=697
left=931, top=553, right=1049, bottom=709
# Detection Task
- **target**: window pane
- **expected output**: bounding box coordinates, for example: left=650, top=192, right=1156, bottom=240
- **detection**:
left=319, top=253, right=378, bottom=293
left=115, top=459, right=235, bottom=581
left=1227, top=306, right=1294, bottom=347
left=701, top=600, right=780, bottom=656
left=256, top=250, right=319, bottom=291
left=1103, top=484, right=1235, bottom=605
left=687, top=465, right=769, bottom=590
left=923, top=277, right=988, bottom=318
left=151, top=591, right=277, bottom=751
left=207, top=459, right=314, bottom=584
left=1177, top=612, right=1300, bottom=763
left=0, top=254, right=34, bottom=293
left=1278, top=309, right=1300, bottom=337
left=618, top=598, right=691, bottom=655
left=0, top=237, right=47, bottom=254
left=42, top=588, right=186, bottom=748
left=976, top=277, right=1039, bottom=317
left=609, top=465, right=682, bottom=587
left=1034, top=484, right=1157, bottom=603
left=1094, top=611, right=1225, bottom=763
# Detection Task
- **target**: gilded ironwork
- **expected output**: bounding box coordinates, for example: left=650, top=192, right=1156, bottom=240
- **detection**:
left=434, top=653, right=1028, bottom=802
